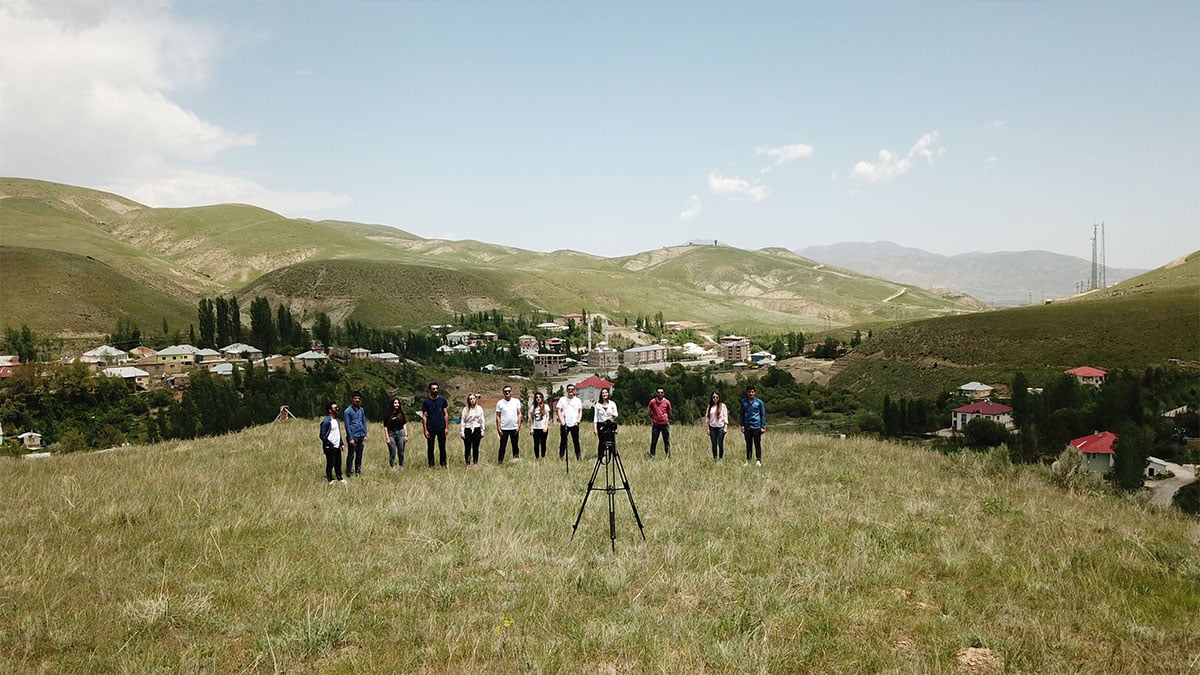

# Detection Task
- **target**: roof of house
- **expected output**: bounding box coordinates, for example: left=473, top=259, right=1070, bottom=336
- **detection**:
left=952, top=401, right=1014, bottom=415
left=350, top=347, right=370, bottom=354
left=1070, top=431, right=1117, bottom=454
left=158, top=344, right=199, bottom=356
left=370, top=352, right=400, bottom=359
left=575, top=376, right=615, bottom=390
left=1065, top=366, right=1107, bottom=377
left=102, top=366, right=150, bottom=378
left=624, top=344, right=664, bottom=353
left=958, top=381, right=994, bottom=391
left=221, top=343, right=262, bottom=354
left=294, top=350, right=329, bottom=360
left=83, top=345, right=128, bottom=358
left=196, top=348, right=222, bottom=357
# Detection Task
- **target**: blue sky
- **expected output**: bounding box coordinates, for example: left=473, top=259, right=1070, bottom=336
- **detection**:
left=1, top=1, right=1196, bottom=269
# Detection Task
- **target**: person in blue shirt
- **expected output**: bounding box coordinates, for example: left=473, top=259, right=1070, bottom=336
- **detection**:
left=319, top=401, right=346, bottom=484
left=739, top=385, right=766, bottom=466
left=343, top=390, right=368, bottom=476
left=421, top=382, right=450, bottom=467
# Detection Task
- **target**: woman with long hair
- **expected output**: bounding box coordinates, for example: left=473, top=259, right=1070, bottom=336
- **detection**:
left=706, top=391, right=728, bottom=461
left=459, top=392, right=486, bottom=467
left=529, top=391, right=551, bottom=459
left=592, top=387, right=619, bottom=458
left=384, top=397, right=408, bottom=469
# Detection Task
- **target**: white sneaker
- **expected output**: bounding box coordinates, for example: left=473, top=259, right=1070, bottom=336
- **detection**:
left=339, top=479, right=347, bottom=484
left=743, top=461, right=749, bottom=466
left=329, top=480, right=336, bottom=485
left=756, top=460, right=762, bottom=467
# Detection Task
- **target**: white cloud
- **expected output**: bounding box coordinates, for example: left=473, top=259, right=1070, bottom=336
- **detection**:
left=984, top=156, right=998, bottom=171
left=850, top=131, right=944, bottom=185
left=707, top=173, right=768, bottom=202
left=985, top=120, right=1009, bottom=131
left=0, top=1, right=347, bottom=214
left=679, top=194, right=703, bottom=221
left=122, top=170, right=350, bottom=215
left=755, top=143, right=814, bottom=171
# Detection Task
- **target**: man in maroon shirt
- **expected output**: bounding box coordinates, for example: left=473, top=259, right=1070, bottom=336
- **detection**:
left=648, top=387, right=673, bottom=459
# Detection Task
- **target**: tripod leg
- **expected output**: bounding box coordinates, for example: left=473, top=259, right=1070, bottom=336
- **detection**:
left=571, top=453, right=605, bottom=539
left=612, top=451, right=647, bottom=540
left=607, top=458, right=617, bottom=552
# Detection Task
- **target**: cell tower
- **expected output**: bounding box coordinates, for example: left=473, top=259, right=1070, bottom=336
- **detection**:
left=1089, top=222, right=1108, bottom=291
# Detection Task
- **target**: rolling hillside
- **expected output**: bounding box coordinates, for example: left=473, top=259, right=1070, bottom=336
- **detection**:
left=831, top=251, right=1200, bottom=401
left=1, top=178, right=983, bottom=337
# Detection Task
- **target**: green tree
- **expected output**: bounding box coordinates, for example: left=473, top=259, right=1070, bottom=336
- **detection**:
left=228, top=296, right=243, bottom=341
left=215, top=296, right=230, bottom=347
left=249, top=296, right=277, bottom=354
left=963, top=417, right=1011, bottom=448
left=1113, top=422, right=1151, bottom=492
left=1010, top=372, right=1034, bottom=430
left=313, top=312, right=333, bottom=350
left=198, top=298, right=216, bottom=348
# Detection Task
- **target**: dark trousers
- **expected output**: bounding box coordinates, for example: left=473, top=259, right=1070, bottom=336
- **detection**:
left=498, top=429, right=520, bottom=462
left=559, top=424, right=581, bottom=460
left=709, top=426, right=725, bottom=459
left=463, top=427, right=482, bottom=465
left=650, top=424, right=671, bottom=457
left=744, top=429, right=763, bottom=462
left=427, top=430, right=447, bottom=467
left=345, top=436, right=365, bottom=475
left=323, top=443, right=343, bottom=481
left=532, top=428, right=548, bottom=458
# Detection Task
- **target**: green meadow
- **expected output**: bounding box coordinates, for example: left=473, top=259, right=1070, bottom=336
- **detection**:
left=3, top=423, right=1197, bottom=671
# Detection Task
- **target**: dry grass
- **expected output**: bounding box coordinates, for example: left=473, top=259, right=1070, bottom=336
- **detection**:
left=1, top=423, right=1197, bottom=671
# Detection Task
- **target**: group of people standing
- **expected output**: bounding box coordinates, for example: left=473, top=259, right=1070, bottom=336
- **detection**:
left=317, top=383, right=766, bottom=483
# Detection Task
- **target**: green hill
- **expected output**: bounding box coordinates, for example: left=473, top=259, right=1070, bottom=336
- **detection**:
left=1, top=178, right=984, bottom=337
left=831, top=251, right=1200, bottom=401
left=1, top=423, right=1196, bottom=670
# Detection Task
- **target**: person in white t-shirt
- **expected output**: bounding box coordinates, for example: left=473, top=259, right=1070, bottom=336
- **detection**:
left=555, top=383, right=584, bottom=461
left=529, top=391, right=551, bottom=459
left=495, top=385, right=522, bottom=463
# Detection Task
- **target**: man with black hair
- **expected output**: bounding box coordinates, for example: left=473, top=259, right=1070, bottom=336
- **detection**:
left=422, top=382, right=449, bottom=467
left=740, top=385, right=766, bottom=466
left=344, top=390, right=368, bottom=476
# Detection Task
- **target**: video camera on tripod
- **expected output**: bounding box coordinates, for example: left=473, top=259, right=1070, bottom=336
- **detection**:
left=596, top=419, right=617, bottom=455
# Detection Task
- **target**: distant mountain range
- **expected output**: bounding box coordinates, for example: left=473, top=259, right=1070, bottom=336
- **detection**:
left=795, top=241, right=1147, bottom=307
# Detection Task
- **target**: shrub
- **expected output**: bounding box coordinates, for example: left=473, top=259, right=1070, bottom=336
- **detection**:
left=55, top=430, right=88, bottom=454
left=1174, top=481, right=1200, bottom=516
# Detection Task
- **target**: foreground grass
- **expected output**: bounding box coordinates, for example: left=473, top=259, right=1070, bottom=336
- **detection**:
left=2, top=424, right=1198, bottom=672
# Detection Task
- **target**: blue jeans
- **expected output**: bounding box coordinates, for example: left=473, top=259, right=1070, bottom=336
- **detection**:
left=650, top=424, right=671, bottom=457
left=345, top=436, right=365, bottom=474
left=387, top=429, right=406, bottom=467
left=709, top=426, right=725, bottom=459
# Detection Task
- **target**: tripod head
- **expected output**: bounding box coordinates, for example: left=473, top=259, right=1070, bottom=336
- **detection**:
left=597, top=419, right=617, bottom=451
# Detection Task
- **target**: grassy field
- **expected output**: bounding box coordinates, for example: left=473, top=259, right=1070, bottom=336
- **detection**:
left=3, top=424, right=1197, bottom=671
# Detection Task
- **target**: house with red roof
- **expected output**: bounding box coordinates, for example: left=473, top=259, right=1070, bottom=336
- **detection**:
left=951, top=401, right=1014, bottom=432
left=1069, top=431, right=1117, bottom=473
left=1065, top=366, right=1107, bottom=387
left=574, top=376, right=615, bottom=407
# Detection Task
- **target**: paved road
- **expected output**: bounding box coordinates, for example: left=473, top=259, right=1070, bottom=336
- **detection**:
left=1146, top=462, right=1197, bottom=506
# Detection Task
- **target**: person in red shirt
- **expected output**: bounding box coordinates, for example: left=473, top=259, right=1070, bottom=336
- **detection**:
left=647, top=387, right=673, bottom=459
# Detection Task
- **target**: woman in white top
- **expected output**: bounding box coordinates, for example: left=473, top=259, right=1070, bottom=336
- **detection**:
left=706, top=391, right=729, bottom=461
left=529, top=392, right=551, bottom=459
left=592, top=388, right=619, bottom=458
left=459, top=393, right=486, bottom=467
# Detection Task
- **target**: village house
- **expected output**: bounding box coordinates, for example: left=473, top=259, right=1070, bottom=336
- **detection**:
left=536, top=322, right=566, bottom=332
left=951, top=401, right=1014, bottom=432
left=349, top=347, right=371, bottom=361
left=623, top=344, right=667, bottom=366
left=101, top=366, right=151, bottom=390
left=18, top=431, right=42, bottom=450
left=1146, top=456, right=1170, bottom=478
left=1065, top=366, right=1107, bottom=387
left=544, top=337, right=566, bottom=353
left=957, top=382, right=995, bottom=399
left=445, top=330, right=473, bottom=346
left=574, top=376, right=615, bottom=408
left=221, top=343, right=264, bottom=360
left=81, top=345, right=129, bottom=365
left=1069, top=431, right=1117, bottom=473
left=209, top=362, right=243, bottom=377
left=129, top=346, right=157, bottom=360
left=518, top=335, right=540, bottom=357
left=255, top=354, right=292, bottom=372
left=156, top=345, right=200, bottom=365
left=370, top=352, right=401, bottom=364
left=294, top=349, right=330, bottom=371
left=195, top=348, right=222, bottom=363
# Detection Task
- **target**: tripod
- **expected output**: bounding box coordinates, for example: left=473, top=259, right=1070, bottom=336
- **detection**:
left=571, top=426, right=645, bottom=551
